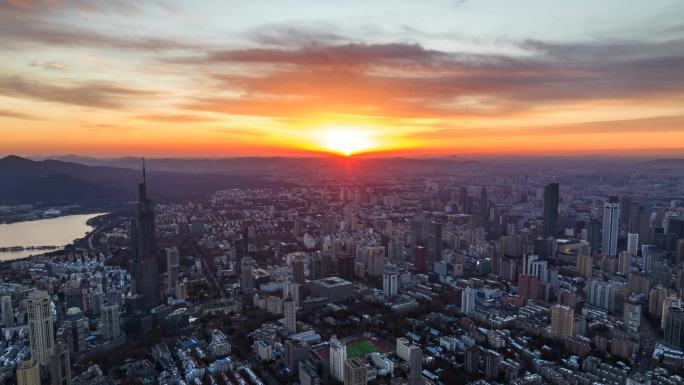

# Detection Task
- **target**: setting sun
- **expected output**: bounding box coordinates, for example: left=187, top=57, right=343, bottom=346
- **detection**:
left=320, top=128, right=375, bottom=156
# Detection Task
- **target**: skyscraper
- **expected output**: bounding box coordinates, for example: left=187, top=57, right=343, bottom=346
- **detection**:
left=291, top=254, right=306, bottom=284
left=543, top=183, right=559, bottom=239
left=166, top=247, right=180, bottom=292
left=602, top=196, right=620, bottom=257
left=383, top=263, right=398, bottom=298
left=49, top=342, right=72, bottom=385
left=283, top=295, right=297, bottom=335
left=16, top=359, right=40, bottom=385
left=64, top=307, right=88, bottom=355
left=27, top=290, right=54, bottom=365
left=664, top=307, right=684, bottom=350
left=101, top=303, right=121, bottom=340
left=461, top=287, right=475, bottom=314
left=426, top=222, right=442, bottom=270
left=550, top=304, right=574, bottom=337
left=131, top=160, right=159, bottom=308
left=343, top=358, right=368, bottom=385
left=330, top=336, right=347, bottom=382
left=241, top=257, right=255, bottom=290
left=1, top=295, right=14, bottom=327
left=408, top=345, right=424, bottom=385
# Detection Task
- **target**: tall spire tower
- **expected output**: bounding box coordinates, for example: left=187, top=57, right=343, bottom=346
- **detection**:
left=131, top=157, right=159, bottom=309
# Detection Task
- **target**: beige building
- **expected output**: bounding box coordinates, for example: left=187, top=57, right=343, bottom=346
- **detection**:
left=551, top=304, right=574, bottom=337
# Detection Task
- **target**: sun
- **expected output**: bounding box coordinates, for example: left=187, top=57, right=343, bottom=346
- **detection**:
left=320, top=128, right=375, bottom=156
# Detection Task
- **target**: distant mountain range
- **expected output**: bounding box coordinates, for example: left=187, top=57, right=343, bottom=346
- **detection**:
left=0, top=155, right=288, bottom=206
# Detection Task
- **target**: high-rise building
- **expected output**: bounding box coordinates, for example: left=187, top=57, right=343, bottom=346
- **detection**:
left=602, top=197, right=620, bottom=257
left=664, top=307, right=684, bottom=350
left=485, top=350, right=501, bottom=380
left=623, top=295, right=641, bottom=333
left=412, top=246, right=427, bottom=274
left=343, top=358, right=368, bottom=385
left=1, top=295, right=14, bottom=327
left=408, top=345, right=424, bottom=385
left=101, top=303, right=120, bottom=340
left=241, top=257, right=255, bottom=290
left=543, top=183, right=559, bottom=239
left=576, top=251, right=593, bottom=278
left=586, top=218, right=601, bottom=255
left=366, top=246, right=386, bottom=276
left=330, top=336, right=347, bottom=382
left=337, top=254, right=355, bottom=281
left=166, top=247, right=180, bottom=292
left=426, top=222, right=443, bottom=269
left=283, top=295, right=296, bottom=335
left=64, top=307, right=88, bottom=355
left=299, top=359, right=321, bottom=385
left=464, top=347, right=480, bottom=374
left=383, top=263, right=398, bottom=298
left=618, top=251, right=631, bottom=275
left=131, top=161, right=160, bottom=308
left=550, top=304, right=574, bottom=337
left=461, top=287, right=476, bottom=314
left=627, top=233, right=639, bottom=257
left=291, top=254, right=306, bottom=284
left=27, top=290, right=54, bottom=365
left=16, top=359, right=40, bottom=385
left=49, top=342, right=72, bottom=385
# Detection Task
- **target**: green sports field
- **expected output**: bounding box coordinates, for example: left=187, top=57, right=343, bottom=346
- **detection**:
left=346, top=341, right=379, bottom=359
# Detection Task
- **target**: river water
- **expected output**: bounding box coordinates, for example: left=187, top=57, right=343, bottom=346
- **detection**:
left=0, top=213, right=106, bottom=261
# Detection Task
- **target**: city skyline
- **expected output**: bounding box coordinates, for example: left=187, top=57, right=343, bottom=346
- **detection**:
left=1, top=0, right=684, bottom=157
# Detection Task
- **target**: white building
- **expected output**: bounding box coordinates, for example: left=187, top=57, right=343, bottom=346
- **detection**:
left=396, top=337, right=411, bottom=361
left=330, top=336, right=347, bottom=382
left=461, top=287, right=476, bottom=315
left=383, top=263, right=398, bottom=298
left=627, top=233, right=639, bottom=257
left=283, top=295, right=297, bottom=334
left=27, top=291, right=54, bottom=365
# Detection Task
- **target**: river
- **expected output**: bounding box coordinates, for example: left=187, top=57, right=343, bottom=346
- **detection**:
left=0, top=213, right=106, bottom=261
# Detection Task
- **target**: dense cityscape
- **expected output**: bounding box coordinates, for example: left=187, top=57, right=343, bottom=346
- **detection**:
left=0, top=156, right=683, bottom=385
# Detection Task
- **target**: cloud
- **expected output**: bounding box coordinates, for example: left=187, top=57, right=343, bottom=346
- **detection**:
left=0, top=108, right=38, bottom=120
left=412, top=115, right=684, bottom=140
left=0, top=74, right=156, bottom=108
left=172, top=37, right=684, bottom=123
left=134, top=114, right=219, bottom=123
left=30, top=60, right=68, bottom=71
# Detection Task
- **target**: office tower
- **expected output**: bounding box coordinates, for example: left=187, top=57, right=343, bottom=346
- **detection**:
left=344, top=358, right=368, bottom=385
left=89, top=291, right=102, bottom=317
left=623, top=295, right=641, bottom=333
left=586, top=218, right=601, bottom=255
left=291, top=255, right=305, bottom=284
left=64, top=308, right=88, bottom=355
left=166, top=247, right=180, bottom=291
left=366, top=246, right=386, bottom=276
left=518, top=275, right=539, bottom=300
left=550, top=304, right=574, bottom=337
left=500, top=235, right=523, bottom=258
left=49, top=343, right=72, bottom=385
left=131, top=161, right=159, bottom=308
left=383, top=263, right=398, bottom=298
left=27, top=290, right=54, bottom=365
left=101, top=303, right=120, bottom=340
left=664, top=307, right=684, bottom=350
left=627, top=233, right=639, bottom=257
left=330, top=336, right=347, bottom=382
left=662, top=297, right=682, bottom=330
left=543, top=183, right=559, bottom=238
left=1, top=295, right=14, bottom=327
left=283, top=295, right=296, bottom=335
left=337, top=254, right=355, bottom=281
left=311, top=252, right=324, bottom=280
left=426, top=222, right=443, bottom=269
left=602, top=197, right=620, bottom=257
left=464, top=347, right=480, bottom=374
left=618, top=251, right=631, bottom=275
left=408, top=345, right=424, bottom=385
left=576, top=249, right=593, bottom=278
left=461, top=287, right=476, bottom=314
left=65, top=288, right=83, bottom=311
left=412, top=246, right=427, bottom=274
left=485, top=350, right=501, bottom=380
left=479, top=187, right=489, bottom=221
left=240, top=257, right=255, bottom=290
left=16, top=359, right=40, bottom=385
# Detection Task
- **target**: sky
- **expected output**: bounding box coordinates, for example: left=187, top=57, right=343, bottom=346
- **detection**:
left=1, top=0, right=683, bottom=157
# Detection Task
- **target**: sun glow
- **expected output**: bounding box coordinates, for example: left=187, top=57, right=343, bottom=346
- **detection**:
left=320, top=128, right=375, bottom=156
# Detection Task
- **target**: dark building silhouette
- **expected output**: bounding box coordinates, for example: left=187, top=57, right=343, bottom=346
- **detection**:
left=586, top=218, right=601, bottom=254
left=131, top=160, right=159, bottom=309
left=426, top=222, right=442, bottom=271
left=543, top=183, right=559, bottom=238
